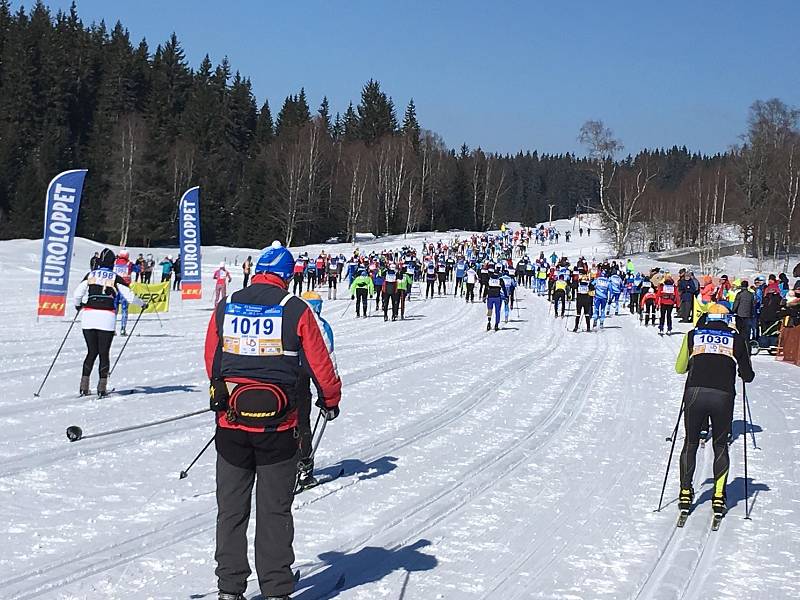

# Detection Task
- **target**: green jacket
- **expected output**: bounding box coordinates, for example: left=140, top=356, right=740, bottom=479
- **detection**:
left=349, top=275, right=375, bottom=296
left=397, top=273, right=412, bottom=291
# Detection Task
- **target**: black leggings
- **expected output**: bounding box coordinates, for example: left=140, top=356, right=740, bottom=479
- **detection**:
left=574, top=297, right=592, bottom=330
left=659, top=305, right=673, bottom=331
left=679, top=386, right=734, bottom=495
left=355, top=287, right=368, bottom=316
left=553, top=290, right=566, bottom=316
left=82, top=329, right=115, bottom=378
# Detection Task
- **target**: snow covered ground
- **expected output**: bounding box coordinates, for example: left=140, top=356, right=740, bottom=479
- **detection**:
left=1, top=221, right=798, bottom=599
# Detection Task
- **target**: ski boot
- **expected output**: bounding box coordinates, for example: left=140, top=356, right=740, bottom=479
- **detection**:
left=120, top=329, right=127, bottom=337
left=384, top=314, right=388, bottom=322
left=97, top=378, right=109, bottom=398
left=486, top=321, right=491, bottom=332
left=678, top=487, right=694, bottom=512
left=572, top=325, right=578, bottom=333
left=712, top=495, right=727, bottom=516
left=494, top=324, right=499, bottom=332
left=296, top=459, right=317, bottom=491
left=711, top=494, right=727, bottom=530
left=218, top=593, right=246, bottom=600
left=79, top=376, right=90, bottom=396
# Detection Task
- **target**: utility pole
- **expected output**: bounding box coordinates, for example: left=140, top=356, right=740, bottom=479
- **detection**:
left=548, top=203, right=555, bottom=227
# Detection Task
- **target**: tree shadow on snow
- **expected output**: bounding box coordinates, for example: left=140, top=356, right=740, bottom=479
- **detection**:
left=317, top=456, right=398, bottom=482
left=698, top=476, right=770, bottom=511
left=291, top=539, right=438, bottom=600
left=730, top=419, right=764, bottom=444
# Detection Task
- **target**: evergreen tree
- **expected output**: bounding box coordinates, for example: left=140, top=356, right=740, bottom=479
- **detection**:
left=357, top=79, right=396, bottom=143
left=255, top=99, right=274, bottom=147
left=402, top=98, right=421, bottom=149
left=318, top=96, right=333, bottom=136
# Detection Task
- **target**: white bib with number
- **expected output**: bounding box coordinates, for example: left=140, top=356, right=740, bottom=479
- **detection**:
left=663, top=284, right=675, bottom=294
left=692, top=329, right=734, bottom=360
left=223, top=303, right=284, bottom=356
left=385, top=272, right=397, bottom=283
left=88, top=269, right=117, bottom=286
left=578, top=282, right=589, bottom=294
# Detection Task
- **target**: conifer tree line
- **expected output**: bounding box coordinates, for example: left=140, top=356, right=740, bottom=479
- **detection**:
left=0, top=2, right=797, bottom=267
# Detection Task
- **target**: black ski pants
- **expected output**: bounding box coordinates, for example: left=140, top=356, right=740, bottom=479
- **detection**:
left=383, top=291, right=400, bottom=319
left=437, top=275, right=447, bottom=295
left=659, top=305, right=674, bottom=331
left=629, top=293, right=641, bottom=314
left=643, top=301, right=656, bottom=325
left=425, top=280, right=435, bottom=298
left=355, top=287, right=368, bottom=317
left=679, top=386, right=734, bottom=497
left=215, top=430, right=298, bottom=598
left=374, top=286, right=383, bottom=309
left=574, top=296, right=592, bottom=331
left=292, top=274, right=303, bottom=295
left=172, top=275, right=181, bottom=291
left=454, top=277, right=464, bottom=296
left=553, top=289, right=566, bottom=317
left=465, top=282, right=475, bottom=303
left=82, top=329, right=114, bottom=378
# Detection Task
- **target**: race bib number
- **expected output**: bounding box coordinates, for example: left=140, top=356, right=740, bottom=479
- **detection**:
left=579, top=282, right=590, bottom=294
left=663, top=284, right=675, bottom=294
left=113, top=264, right=128, bottom=277
left=692, top=329, right=734, bottom=360
left=223, top=303, right=283, bottom=356
left=88, top=269, right=116, bottom=286
left=385, top=273, right=397, bottom=283
left=489, top=277, right=500, bottom=287
left=438, top=266, right=446, bottom=272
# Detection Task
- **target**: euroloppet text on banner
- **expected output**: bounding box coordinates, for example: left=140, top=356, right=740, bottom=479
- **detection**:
left=37, top=169, right=89, bottom=317
left=179, top=186, right=202, bottom=300
left=129, top=281, right=171, bottom=314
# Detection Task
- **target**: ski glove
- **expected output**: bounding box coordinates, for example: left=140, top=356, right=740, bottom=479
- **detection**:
left=316, top=398, right=340, bottom=421
left=141, top=302, right=149, bottom=310
left=209, top=378, right=229, bottom=412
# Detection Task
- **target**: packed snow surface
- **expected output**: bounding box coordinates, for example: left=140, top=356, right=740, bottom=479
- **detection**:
left=1, top=220, right=798, bottom=599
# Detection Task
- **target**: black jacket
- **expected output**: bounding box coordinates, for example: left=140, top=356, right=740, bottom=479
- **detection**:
left=680, top=320, right=754, bottom=394
left=732, top=289, right=754, bottom=317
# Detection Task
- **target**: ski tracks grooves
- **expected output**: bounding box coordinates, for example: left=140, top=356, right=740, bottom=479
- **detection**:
left=1, top=310, right=559, bottom=599
left=633, top=420, right=715, bottom=600
left=292, top=325, right=605, bottom=588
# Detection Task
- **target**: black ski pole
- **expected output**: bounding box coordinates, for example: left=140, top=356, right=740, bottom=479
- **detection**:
left=179, top=434, right=215, bottom=479
left=743, top=384, right=759, bottom=450
left=656, top=400, right=685, bottom=512
left=109, top=308, right=145, bottom=376
left=34, top=311, right=80, bottom=397
left=66, top=408, right=210, bottom=443
left=743, top=383, right=752, bottom=520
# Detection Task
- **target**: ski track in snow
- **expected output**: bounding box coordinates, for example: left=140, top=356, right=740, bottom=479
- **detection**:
left=0, top=224, right=798, bottom=600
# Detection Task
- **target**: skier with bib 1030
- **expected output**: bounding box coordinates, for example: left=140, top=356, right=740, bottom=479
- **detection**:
left=673, top=303, right=754, bottom=527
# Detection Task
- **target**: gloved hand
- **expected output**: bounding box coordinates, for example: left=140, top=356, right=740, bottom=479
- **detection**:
left=142, top=302, right=149, bottom=310
left=316, top=398, right=340, bottom=421
left=75, top=304, right=83, bottom=312
left=351, top=295, right=355, bottom=300
left=209, top=379, right=229, bottom=412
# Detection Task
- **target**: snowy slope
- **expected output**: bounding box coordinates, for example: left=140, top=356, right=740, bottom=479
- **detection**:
left=0, top=222, right=798, bottom=599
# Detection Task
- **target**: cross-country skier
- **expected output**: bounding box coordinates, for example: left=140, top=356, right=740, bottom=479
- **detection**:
left=73, top=248, right=145, bottom=396
left=641, top=285, right=658, bottom=326
left=437, top=259, right=448, bottom=295
left=674, top=303, right=754, bottom=524
left=382, top=264, right=401, bottom=321
left=454, top=257, right=466, bottom=296
left=629, top=272, right=643, bottom=315
left=349, top=268, right=374, bottom=318
left=657, top=276, right=677, bottom=335
left=573, top=273, right=593, bottom=332
left=213, top=262, right=232, bottom=307
left=296, top=290, right=337, bottom=491
left=465, top=264, right=478, bottom=303
left=608, top=271, right=623, bottom=316
left=292, top=255, right=306, bottom=295
left=553, top=273, right=568, bottom=318
left=327, top=256, right=339, bottom=300
left=500, top=268, right=516, bottom=323
left=113, top=250, right=134, bottom=335
left=485, top=267, right=506, bottom=331
left=592, top=271, right=610, bottom=329
left=424, top=262, right=436, bottom=299
left=205, top=242, right=341, bottom=600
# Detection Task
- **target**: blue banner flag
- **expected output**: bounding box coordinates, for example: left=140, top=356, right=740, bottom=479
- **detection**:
left=179, top=186, right=202, bottom=300
left=37, top=169, right=88, bottom=317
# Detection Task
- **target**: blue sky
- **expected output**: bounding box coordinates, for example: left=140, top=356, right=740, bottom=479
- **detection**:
left=23, top=0, right=800, bottom=155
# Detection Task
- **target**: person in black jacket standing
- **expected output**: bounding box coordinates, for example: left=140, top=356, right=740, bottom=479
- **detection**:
left=674, top=303, right=755, bottom=520
left=732, top=281, right=755, bottom=340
